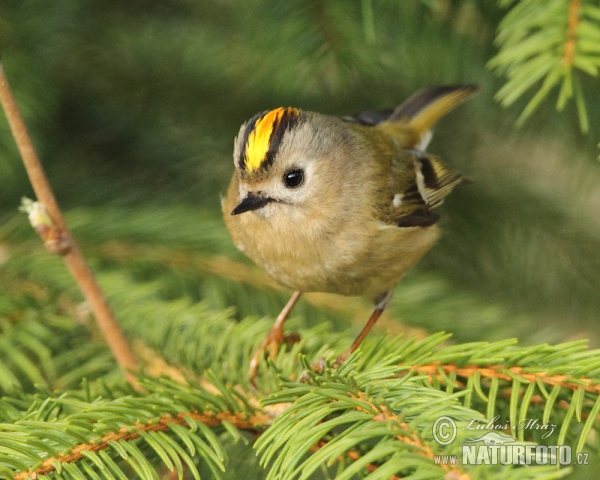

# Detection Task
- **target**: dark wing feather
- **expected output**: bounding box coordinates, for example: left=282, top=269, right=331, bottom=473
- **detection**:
left=395, top=209, right=440, bottom=227
left=411, top=151, right=464, bottom=209
left=340, top=85, right=475, bottom=228
left=391, top=151, right=464, bottom=228
left=341, top=108, right=394, bottom=126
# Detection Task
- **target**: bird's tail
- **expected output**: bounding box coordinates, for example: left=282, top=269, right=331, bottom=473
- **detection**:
left=390, top=85, right=478, bottom=149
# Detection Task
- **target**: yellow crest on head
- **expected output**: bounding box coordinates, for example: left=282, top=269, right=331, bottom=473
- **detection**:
left=241, top=107, right=300, bottom=172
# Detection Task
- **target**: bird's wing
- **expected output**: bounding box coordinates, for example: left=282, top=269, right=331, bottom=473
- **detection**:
left=342, top=85, right=475, bottom=228
left=380, top=150, right=464, bottom=228
left=409, top=150, right=464, bottom=209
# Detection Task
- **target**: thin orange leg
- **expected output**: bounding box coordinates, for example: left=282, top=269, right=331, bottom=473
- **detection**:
left=333, top=307, right=383, bottom=367
left=333, top=290, right=392, bottom=368
left=248, top=291, right=302, bottom=382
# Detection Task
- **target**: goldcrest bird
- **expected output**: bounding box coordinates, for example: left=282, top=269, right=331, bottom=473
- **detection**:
left=223, top=85, right=478, bottom=380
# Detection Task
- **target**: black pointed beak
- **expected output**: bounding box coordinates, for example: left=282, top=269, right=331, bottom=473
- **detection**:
left=231, top=192, right=273, bottom=215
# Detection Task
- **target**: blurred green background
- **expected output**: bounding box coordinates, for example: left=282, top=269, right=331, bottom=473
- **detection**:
left=1, top=0, right=599, bottom=359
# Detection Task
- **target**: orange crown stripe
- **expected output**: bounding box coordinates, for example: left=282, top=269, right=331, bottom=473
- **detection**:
left=244, top=107, right=299, bottom=172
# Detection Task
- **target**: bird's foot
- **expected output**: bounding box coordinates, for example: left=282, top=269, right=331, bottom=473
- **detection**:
left=300, top=348, right=357, bottom=382
left=248, top=329, right=301, bottom=384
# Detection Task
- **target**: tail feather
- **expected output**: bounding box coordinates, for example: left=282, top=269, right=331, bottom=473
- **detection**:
left=390, top=85, right=478, bottom=138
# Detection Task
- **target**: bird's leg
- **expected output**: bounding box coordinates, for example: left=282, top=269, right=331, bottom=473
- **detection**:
left=248, top=291, right=302, bottom=382
left=333, top=290, right=393, bottom=368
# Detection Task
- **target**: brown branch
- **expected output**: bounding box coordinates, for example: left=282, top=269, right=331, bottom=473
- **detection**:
left=563, top=0, right=581, bottom=66
left=409, top=363, right=600, bottom=394
left=404, top=363, right=599, bottom=422
left=14, top=410, right=272, bottom=480
left=0, top=62, right=139, bottom=388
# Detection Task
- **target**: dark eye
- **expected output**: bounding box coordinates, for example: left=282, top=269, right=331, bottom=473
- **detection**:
left=283, top=169, right=304, bottom=188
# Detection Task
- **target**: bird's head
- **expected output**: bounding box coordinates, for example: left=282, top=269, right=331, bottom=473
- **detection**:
left=231, top=107, right=363, bottom=221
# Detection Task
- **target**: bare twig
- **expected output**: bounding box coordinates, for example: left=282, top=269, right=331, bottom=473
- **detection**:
left=0, top=61, right=139, bottom=389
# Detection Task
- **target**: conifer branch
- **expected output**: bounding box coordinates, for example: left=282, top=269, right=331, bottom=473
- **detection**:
left=14, top=410, right=271, bottom=480
left=489, top=0, right=600, bottom=131
left=409, top=363, right=600, bottom=394
left=0, top=62, right=139, bottom=389
left=350, top=392, right=467, bottom=478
